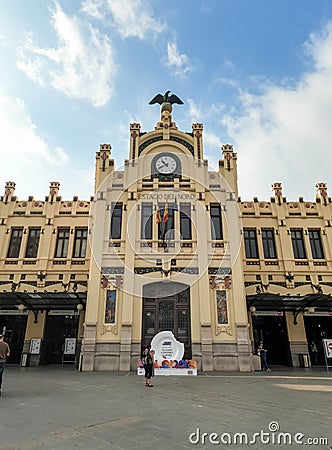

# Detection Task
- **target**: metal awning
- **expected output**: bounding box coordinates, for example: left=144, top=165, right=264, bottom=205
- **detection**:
left=0, top=291, right=86, bottom=311
left=247, top=293, right=332, bottom=312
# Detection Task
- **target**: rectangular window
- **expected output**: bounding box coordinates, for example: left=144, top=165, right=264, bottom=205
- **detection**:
left=309, top=229, right=324, bottom=259
left=110, top=203, right=123, bottom=239
left=7, top=227, right=23, bottom=258
left=216, top=290, right=228, bottom=324
left=210, top=204, right=222, bottom=240
left=158, top=203, right=174, bottom=240
left=291, top=229, right=306, bottom=259
left=180, top=203, right=192, bottom=240
left=141, top=203, right=153, bottom=240
left=105, top=290, right=116, bottom=324
left=261, top=229, right=277, bottom=259
left=244, top=228, right=259, bottom=258
left=54, top=228, right=70, bottom=258
left=25, top=228, right=41, bottom=258
left=72, top=228, right=88, bottom=258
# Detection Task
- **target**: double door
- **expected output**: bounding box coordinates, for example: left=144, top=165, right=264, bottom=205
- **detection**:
left=142, top=286, right=191, bottom=359
left=252, top=314, right=292, bottom=366
left=41, top=314, right=78, bottom=364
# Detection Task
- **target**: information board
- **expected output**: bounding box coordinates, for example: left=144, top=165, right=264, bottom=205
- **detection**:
left=30, top=338, right=41, bottom=355
left=64, top=338, right=76, bottom=355
left=323, top=339, right=332, bottom=358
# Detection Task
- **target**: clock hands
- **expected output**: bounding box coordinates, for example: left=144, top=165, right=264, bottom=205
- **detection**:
left=158, top=159, right=169, bottom=169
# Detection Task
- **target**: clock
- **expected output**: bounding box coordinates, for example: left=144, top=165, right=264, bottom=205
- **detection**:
left=151, top=153, right=181, bottom=178
left=155, top=155, right=177, bottom=174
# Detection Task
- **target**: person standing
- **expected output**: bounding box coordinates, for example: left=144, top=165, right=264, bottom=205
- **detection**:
left=0, top=334, right=10, bottom=396
left=310, top=342, right=319, bottom=365
left=142, top=343, right=151, bottom=386
left=257, top=342, right=271, bottom=371
left=142, top=343, right=154, bottom=387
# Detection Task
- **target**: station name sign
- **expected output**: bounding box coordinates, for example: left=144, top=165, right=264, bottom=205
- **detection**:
left=138, top=193, right=195, bottom=200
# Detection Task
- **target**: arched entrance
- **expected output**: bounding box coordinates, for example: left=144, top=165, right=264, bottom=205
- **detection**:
left=142, top=282, right=191, bottom=359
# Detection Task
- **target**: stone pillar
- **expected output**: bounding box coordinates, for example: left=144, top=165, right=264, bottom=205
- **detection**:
left=201, top=324, right=214, bottom=372
left=81, top=323, right=97, bottom=371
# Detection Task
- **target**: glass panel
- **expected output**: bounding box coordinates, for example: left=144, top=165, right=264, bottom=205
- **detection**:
left=216, top=290, right=228, bottom=324
left=262, top=229, right=276, bottom=259
left=158, top=301, right=174, bottom=331
left=73, top=228, right=87, bottom=258
left=180, top=203, right=192, bottom=240
left=144, top=311, right=155, bottom=335
left=178, top=290, right=189, bottom=304
left=309, top=229, right=324, bottom=259
left=141, top=203, right=153, bottom=240
left=110, top=203, right=123, bottom=239
left=291, top=229, right=306, bottom=259
left=210, top=204, right=222, bottom=240
left=25, top=228, right=41, bottom=258
left=105, top=290, right=116, bottom=324
left=7, top=228, right=23, bottom=258
left=55, top=228, right=70, bottom=258
left=244, top=229, right=258, bottom=258
left=178, top=310, right=189, bottom=335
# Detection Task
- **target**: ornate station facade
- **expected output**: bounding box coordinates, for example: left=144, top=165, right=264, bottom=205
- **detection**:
left=0, top=98, right=331, bottom=370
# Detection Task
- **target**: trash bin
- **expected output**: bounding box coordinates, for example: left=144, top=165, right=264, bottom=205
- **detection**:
left=299, top=353, right=310, bottom=368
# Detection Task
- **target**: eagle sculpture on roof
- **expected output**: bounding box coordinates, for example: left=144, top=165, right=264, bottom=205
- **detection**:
left=149, top=90, right=184, bottom=105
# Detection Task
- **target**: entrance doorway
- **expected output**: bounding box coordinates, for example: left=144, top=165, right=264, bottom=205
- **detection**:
left=304, top=316, right=332, bottom=365
left=41, top=313, right=79, bottom=364
left=252, top=314, right=292, bottom=366
left=142, top=282, right=191, bottom=359
left=0, top=313, right=27, bottom=364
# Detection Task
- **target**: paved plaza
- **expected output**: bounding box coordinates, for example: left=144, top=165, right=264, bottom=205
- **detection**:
left=0, top=367, right=331, bottom=450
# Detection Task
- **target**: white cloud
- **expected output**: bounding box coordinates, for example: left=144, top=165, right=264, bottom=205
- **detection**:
left=0, top=94, right=68, bottom=166
left=204, top=131, right=222, bottom=150
left=17, top=2, right=116, bottom=107
left=165, top=41, right=192, bottom=77
left=81, top=0, right=165, bottom=39
left=187, top=98, right=203, bottom=122
left=188, top=98, right=226, bottom=124
left=222, top=22, right=332, bottom=201
left=0, top=93, right=79, bottom=198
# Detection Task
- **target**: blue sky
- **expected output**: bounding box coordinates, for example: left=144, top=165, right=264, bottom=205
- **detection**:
left=1, top=0, right=332, bottom=201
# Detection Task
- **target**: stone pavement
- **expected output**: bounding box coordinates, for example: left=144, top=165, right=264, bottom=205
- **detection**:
left=0, top=367, right=331, bottom=450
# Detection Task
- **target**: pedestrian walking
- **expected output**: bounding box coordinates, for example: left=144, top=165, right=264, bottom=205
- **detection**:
left=0, top=334, right=10, bottom=396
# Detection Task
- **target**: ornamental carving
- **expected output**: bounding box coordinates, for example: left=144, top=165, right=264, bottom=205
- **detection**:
left=100, top=323, right=118, bottom=335
left=215, top=324, right=232, bottom=336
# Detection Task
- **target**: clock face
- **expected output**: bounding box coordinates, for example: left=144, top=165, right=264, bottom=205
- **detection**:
left=155, top=155, right=177, bottom=174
